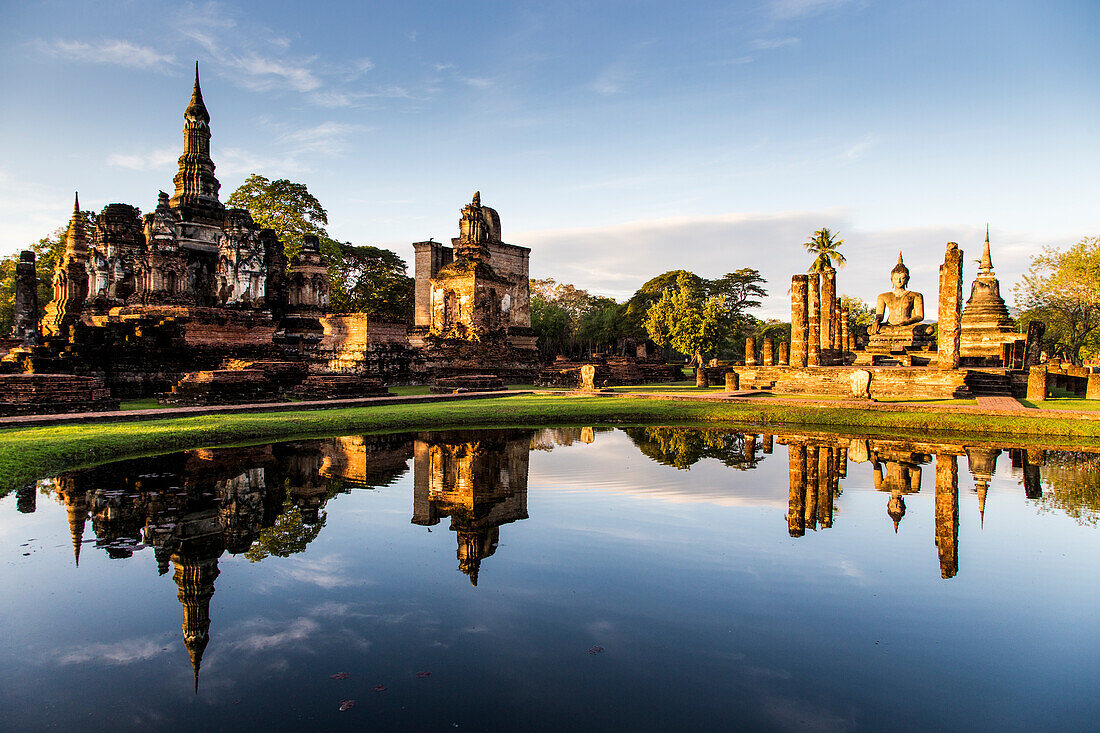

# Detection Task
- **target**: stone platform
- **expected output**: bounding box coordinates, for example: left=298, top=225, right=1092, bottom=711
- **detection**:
left=430, top=374, right=506, bottom=393
left=288, top=374, right=390, bottom=400
left=159, top=369, right=279, bottom=406
left=733, top=365, right=972, bottom=400
left=536, top=355, right=679, bottom=388
left=0, top=374, right=119, bottom=416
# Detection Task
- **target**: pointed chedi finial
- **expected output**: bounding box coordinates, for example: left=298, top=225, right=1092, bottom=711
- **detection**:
left=66, top=192, right=88, bottom=257
left=978, top=485, right=987, bottom=529
left=472, top=190, right=480, bottom=207
left=186, top=61, right=209, bottom=123
left=897, top=251, right=904, bottom=266
left=979, top=223, right=994, bottom=274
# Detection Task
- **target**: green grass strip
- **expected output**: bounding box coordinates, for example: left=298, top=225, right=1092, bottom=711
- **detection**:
left=4, top=393, right=1100, bottom=495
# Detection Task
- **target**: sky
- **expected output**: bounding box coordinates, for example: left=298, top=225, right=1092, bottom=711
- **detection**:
left=1, top=0, right=1098, bottom=317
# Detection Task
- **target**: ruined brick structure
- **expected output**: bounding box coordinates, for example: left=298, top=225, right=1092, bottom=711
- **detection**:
left=410, top=192, right=539, bottom=381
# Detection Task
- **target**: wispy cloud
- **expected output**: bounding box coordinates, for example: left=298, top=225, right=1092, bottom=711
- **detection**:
left=752, top=36, right=801, bottom=50
left=590, top=62, right=633, bottom=95
left=842, top=133, right=877, bottom=160
left=771, top=0, right=855, bottom=20
left=231, top=617, right=319, bottom=652
left=278, top=122, right=365, bottom=156
left=34, top=39, right=177, bottom=69
left=230, top=52, right=322, bottom=92
left=460, top=76, right=493, bottom=88
left=433, top=62, right=454, bottom=72
left=57, top=636, right=173, bottom=665
left=107, top=147, right=179, bottom=171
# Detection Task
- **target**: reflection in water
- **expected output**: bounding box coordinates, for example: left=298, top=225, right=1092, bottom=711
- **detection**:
left=411, top=430, right=532, bottom=585
left=15, top=425, right=1100, bottom=698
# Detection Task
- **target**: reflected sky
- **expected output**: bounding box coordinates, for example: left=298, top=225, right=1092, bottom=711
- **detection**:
left=1, top=427, right=1098, bottom=732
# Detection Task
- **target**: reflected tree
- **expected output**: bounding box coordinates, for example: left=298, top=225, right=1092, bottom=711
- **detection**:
left=623, top=427, right=761, bottom=470
left=244, top=499, right=327, bottom=561
left=1034, top=451, right=1100, bottom=526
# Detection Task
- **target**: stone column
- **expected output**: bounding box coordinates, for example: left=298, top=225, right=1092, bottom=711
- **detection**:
left=778, top=342, right=790, bottom=366
left=744, top=433, right=757, bottom=463
left=13, top=250, right=39, bottom=344
left=820, top=267, right=836, bottom=358
left=804, top=446, right=819, bottom=530
left=787, top=443, right=807, bottom=537
left=745, top=336, right=757, bottom=366
left=818, top=447, right=834, bottom=529
left=762, top=433, right=774, bottom=454
left=937, top=242, right=964, bottom=369
left=1027, top=365, right=1048, bottom=401
left=840, top=308, right=850, bottom=353
left=1023, top=321, right=1046, bottom=368
left=935, top=453, right=959, bottom=579
left=807, top=273, right=821, bottom=367
left=761, top=338, right=774, bottom=366
left=725, top=371, right=740, bottom=391
left=790, top=275, right=808, bottom=367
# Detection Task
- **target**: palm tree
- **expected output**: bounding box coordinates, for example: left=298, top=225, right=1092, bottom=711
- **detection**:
left=803, top=228, right=846, bottom=272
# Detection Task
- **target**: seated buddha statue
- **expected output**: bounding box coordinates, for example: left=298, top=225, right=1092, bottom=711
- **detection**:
left=871, top=253, right=925, bottom=335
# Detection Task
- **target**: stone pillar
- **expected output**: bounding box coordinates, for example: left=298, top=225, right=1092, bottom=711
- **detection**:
left=1087, top=372, right=1100, bottom=400
left=725, top=371, right=739, bottom=391
left=13, top=250, right=39, bottom=344
left=840, top=308, right=850, bottom=353
left=807, top=273, right=821, bottom=367
left=790, top=275, right=808, bottom=367
left=832, top=298, right=842, bottom=350
left=745, top=336, right=757, bottom=366
left=820, top=267, right=836, bottom=358
left=761, top=338, right=774, bottom=366
left=778, top=342, right=790, bottom=366
left=787, top=443, right=807, bottom=537
left=818, top=447, right=834, bottom=528
left=762, top=433, right=774, bottom=454
left=805, top=446, right=819, bottom=530
left=935, top=454, right=959, bottom=579
left=937, top=242, right=964, bottom=370
left=1027, top=365, right=1048, bottom=401
left=1023, top=321, right=1046, bottom=368
left=744, top=433, right=757, bottom=463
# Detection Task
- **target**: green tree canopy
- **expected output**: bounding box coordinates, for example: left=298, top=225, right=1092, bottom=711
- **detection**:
left=322, top=239, right=413, bottom=322
left=227, top=174, right=328, bottom=262
left=645, top=272, right=731, bottom=386
left=839, top=293, right=874, bottom=348
left=244, top=499, right=326, bottom=562
left=1014, top=236, right=1100, bottom=361
left=804, top=227, right=846, bottom=273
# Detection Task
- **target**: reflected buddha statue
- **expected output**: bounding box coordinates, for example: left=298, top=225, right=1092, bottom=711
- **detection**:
left=862, top=253, right=934, bottom=360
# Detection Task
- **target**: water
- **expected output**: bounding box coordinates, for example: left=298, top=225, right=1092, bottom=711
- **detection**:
left=1, top=427, right=1098, bottom=731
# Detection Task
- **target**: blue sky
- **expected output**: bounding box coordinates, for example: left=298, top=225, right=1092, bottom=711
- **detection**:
left=2, top=0, right=1098, bottom=316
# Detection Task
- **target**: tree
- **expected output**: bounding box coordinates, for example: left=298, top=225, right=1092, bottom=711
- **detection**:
left=645, top=272, right=731, bottom=386
left=1015, top=237, right=1100, bottom=361
left=803, top=227, right=846, bottom=273
left=623, top=427, right=761, bottom=470
left=244, top=499, right=326, bottom=562
left=322, top=239, right=413, bottom=322
left=227, top=174, right=328, bottom=262
left=229, top=174, right=413, bottom=321
left=709, top=268, right=768, bottom=327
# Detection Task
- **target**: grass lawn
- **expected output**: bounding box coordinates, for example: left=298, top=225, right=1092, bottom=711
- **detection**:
left=118, top=398, right=163, bottom=411
left=6, top=392, right=1100, bottom=496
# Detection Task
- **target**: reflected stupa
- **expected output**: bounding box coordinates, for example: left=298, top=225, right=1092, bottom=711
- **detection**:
left=411, top=430, right=531, bottom=585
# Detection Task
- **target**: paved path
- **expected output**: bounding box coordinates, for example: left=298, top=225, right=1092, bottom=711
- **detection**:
left=976, top=396, right=1028, bottom=410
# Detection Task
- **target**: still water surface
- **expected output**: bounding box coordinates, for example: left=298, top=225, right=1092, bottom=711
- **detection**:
left=2, top=427, right=1099, bottom=731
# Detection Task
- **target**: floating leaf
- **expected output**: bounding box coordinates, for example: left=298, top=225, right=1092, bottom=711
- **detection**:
left=587, top=645, right=605, bottom=655
left=416, top=672, right=431, bottom=678
left=338, top=699, right=356, bottom=712
left=372, top=684, right=388, bottom=692
left=330, top=672, right=349, bottom=680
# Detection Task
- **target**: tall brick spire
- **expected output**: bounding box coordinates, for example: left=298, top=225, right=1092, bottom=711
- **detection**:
left=171, top=62, right=223, bottom=222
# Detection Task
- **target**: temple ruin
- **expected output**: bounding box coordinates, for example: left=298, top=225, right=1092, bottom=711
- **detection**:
left=731, top=232, right=1069, bottom=401
left=0, top=66, right=554, bottom=412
